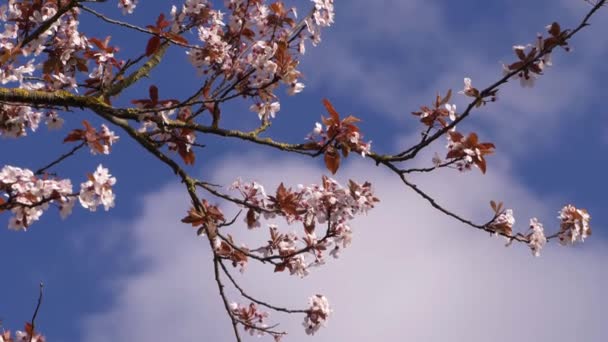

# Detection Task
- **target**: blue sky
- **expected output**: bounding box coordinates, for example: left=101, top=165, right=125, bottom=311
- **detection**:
left=1, top=0, right=608, bottom=341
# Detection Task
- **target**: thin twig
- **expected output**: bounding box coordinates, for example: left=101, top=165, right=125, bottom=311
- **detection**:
left=214, top=257, right=243, bottom=342
left=35, top=142, right=86, bottom=175
left=28, top=283, right=44, bottom=342
left=218, top=260, right=307, bottom=314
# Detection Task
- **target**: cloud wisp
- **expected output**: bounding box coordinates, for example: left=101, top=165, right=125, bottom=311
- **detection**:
left=81, top=151, right=608, bottom=341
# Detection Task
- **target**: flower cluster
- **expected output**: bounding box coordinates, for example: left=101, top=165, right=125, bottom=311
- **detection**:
left=306, top=99, right=372, bottom=174
left=169, top=0, right=333, bottom=122
left=258, top=226, right=310, bottom=277
left=229, top=302, right=272, bottom=337
left=181, top=198, right=226, bottom=236
left=44, top=111, right=64, bottom=130
left=457, top=77, right=498, bottom=106
left=411, top=90, right=457, bottom=127
left=503, top=22, right=570, bottom=87
left=303, top=294, right=331, bottom=335
left=488, top=208, right=515, bottom=236
left=0, top=322, right=46, bottom=342
left=131, top=87, right=198, bottom=164
left=230, top=176, right=378, bottom=275
left=0, top=0, right=91, bottom=95
left=0, top=165, right=74, bottom=231
left=78, top=164, right=117, bottom=212
left=486, top=201, right=593, bottom=256
left=0, top=104, right=42, bottom=138
left=250, top=101, right=281, bottom=121
left=557, top=204, right=591, bottom=245
left=118, top=0, right=138, bottom=15
left=306, top=0, right=335, bottom=47
left=83, top=36, right=124, bottom=92
left=63, top=120, right=119, bottom=155
left=527, top=218, right=547, bottom=257
left=446, top=131, right=495, bottom=173
left=214, top=234, right=249, bottom=273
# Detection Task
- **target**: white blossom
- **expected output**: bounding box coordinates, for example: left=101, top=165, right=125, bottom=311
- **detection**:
left=527, top=218, right=547, bottom=257
left=79, top=165, right=116, bottom=212
left=557, top=205, right=591, bottom=245
left=303, top=294, right=331, bottom=335
left=249, top=101, right=280, bottom=120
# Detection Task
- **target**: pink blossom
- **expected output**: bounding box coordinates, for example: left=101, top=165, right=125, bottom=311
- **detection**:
left=303, top=294, right=331, bottom=335
left=79, top=165, right=117, bottom=212
left=118, top=0, right=138, bottom=15
left=557, top=205, right=591, bottom=245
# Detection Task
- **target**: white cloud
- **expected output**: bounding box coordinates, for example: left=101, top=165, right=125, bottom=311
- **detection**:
left=81, top=150, right=608, bottom=341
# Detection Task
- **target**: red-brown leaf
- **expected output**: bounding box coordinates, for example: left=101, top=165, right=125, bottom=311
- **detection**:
left=89, top=37, right=107, bottom=50
left=476, top=157, right=487, bottom=174
left=514, top=46, right=526, bottom=60
left=466, top=132, right=479, bottom=145
left=145, top=36, right=161, bottom=57
left=324, top=148, right=340, bottom=174
left=548, top=22, right=561, bottom=36
left=439, top=89, right=452, bottom=106
left=166, top=32, right=188, bottom=45
left=323, top=98, right=340, bottom=123
left=178, top=146, right=195, bottom=165
left=274, top=263, right=286, bottom=273
left=25, top=322, right=33, bottom=335
left=448, top=131, right=464, bottom=142
left=181, top=208, right=204, bottom=226
left=341, top=115, right=360, bottom=125
left=446, top=150, right=460, bottom=160
left=269, top=2, right=285, bottom=15
left=149, top=85, right=159, bottom=103
left=63, top=130, right=84, bottom=142
left=246, top=208, right=258, bottom=228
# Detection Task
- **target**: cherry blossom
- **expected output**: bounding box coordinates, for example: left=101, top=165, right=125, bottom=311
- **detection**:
left=557, top=204, right=591, bottom=245
left=312, top=0, right=335, bottom=27
left=228, top=176, right=378, bottom=275
left=488, top=209, right=515, bottom=236
left=446, top=131, right=495, bottom=173
left=303, top=294, right=331, bottom=335
left=229, top=302, right=271, bottom=337
left=250, top=101, right=281, bottom=120
left=0, top=165, right=74, bottom=231
left=527, top=218, right=547, bottom=257
left=502, top=22, right=571, bottom=89
left=306, top=99, right=372, bottom=171
left=458, top=77, right=476, bottom=97
left=287, top=81, right=305, bottom=95
left=0, top=325, right=46, bottom=342
left=0, top=104, right=42, bottom=138
left=44, top=111, right=64, bottom=130
left=78, top=165, right=117, bottom=212
left=63, top=121, right=119, bottom=155
left=456, top=77, right=497, bottom=105
left=118, top=0, right=138, bottom=15
left=432, top=152, right=442, bottom=167
left=14, top=330, right=45, bottom=342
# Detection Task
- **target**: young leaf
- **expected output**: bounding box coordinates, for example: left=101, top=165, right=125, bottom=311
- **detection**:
left=323, top=98, right=340, bottom=123
left=324, top=148, right=340, bottom=174
left=145, top=36, right=161, bottom=57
